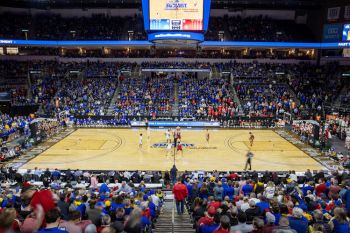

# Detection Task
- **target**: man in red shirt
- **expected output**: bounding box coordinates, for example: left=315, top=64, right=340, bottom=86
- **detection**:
left=21, top=182, right=56, bottom=230
left=172, top=178, right=188, bottom=215
left=315, top=179, right=328, bottom=197
left=21, top=182, right=56, bottom=213
left=197, top=206, right=216, bottom=227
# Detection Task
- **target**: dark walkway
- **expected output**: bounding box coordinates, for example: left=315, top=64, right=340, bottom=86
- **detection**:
left=331, top=136, right=349, bottom=155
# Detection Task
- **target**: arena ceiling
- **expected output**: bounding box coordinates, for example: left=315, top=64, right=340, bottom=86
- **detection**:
left=0, top=0, right=326, bottom=10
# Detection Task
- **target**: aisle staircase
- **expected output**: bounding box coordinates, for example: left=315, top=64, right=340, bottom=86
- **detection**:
left=107, top=80, right=121, bottom=116
left=333, top=84, right=349, bottom=108
left=154, top=192, right=194, bottom=233
left=172, top=82, right=179, bottom=117
left=228, top=83, right=244, bottom=115
left=211, top=65, right=220, bottom=79
left=26, top=71, right=33, bottom=100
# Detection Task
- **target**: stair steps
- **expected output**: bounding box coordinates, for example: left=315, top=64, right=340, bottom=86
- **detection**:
left=153, top=196, right=194, bottom=233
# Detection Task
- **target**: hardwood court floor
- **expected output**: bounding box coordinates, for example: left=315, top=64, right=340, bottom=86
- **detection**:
left=21, top=128, right=325, bottom=171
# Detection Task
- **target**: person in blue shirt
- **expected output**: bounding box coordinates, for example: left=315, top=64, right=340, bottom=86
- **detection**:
left=329, top=207, right=350, bottom=233
left=256, top=195, right=269, bottom=213
left=99, top=182, right=109, bottom=194
left=186, top=180, right=193, bottom=201
left=51, top=169, right=61, bottom=180
left=301, top=181, right=314, bottom=196
left=148, top=196, right=157, bottom=220
left=76, top=195, right=88, bottom=218
left=242, top=182, right=253, bottom=196
left=111, top=195, right=125, bottom=212
left=288, top=207, right=309, bottom=233
left=36, top=208, right=69, bottom=233
left=223, top=181, right=234, bottom=200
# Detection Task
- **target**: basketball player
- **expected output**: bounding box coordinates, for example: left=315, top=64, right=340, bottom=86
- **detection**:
left=165, top=129, right=171, bottom=143
left=147, top=126, right=151, bottom=141
left=176, top=140, right=183, bottom=157
left=244, top=150, right=254, bottom=171
left=205, top=129, right=210, bottom=144
left=139, top=133, right=143, bottom=149
left=249, top=132, right=255, bottom=147
left=175, top=126, right=181, bottom=141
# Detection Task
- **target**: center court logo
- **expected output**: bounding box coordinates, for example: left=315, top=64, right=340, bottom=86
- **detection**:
left=151, top=142, right=217, bottom=149
left=152, top=143, right=194, bottom=148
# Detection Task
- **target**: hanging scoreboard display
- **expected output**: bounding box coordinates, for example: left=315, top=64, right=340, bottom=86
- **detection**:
left=143, top=0, right=211, bottom=32
left=149, top=0, right=204, bottom=31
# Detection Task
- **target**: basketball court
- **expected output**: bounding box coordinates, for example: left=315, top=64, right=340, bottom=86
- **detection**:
left=21, top=128, right=325, bottom=171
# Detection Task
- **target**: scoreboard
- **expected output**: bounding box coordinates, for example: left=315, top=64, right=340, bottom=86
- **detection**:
left=143, top=0, right=210, bottom=32
left=142, top=0, right=211, bottom=43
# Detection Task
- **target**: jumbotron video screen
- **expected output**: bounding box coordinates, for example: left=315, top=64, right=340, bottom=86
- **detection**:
left=149, top=0, right=203, bottom=31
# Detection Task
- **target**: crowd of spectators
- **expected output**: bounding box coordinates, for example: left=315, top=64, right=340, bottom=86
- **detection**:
left=0, top=61, right=133, bottom=116
left=207, top=15, right=314, bottom=42
left=218, top=62, right=345, bottom=119
left=287, top=63, right=344, bottom=117
left=171, top=169, right=350, bottom=233
left=0, top=168, right=165, bottom=233
left=0, top=113, right=62, bottom=162
left=178, top=75, right=239, bottom=119
left=0, top=13, right=146, bottom=40
left=1, top=167, right=350, bottom=233
left=141, top=62, right=211, bottom=70
left=114, top=74, right=175, bottom=117
left=333, top=81, right=350, bottom=111
left=0, top=60, right=347, bottom=121
left=0, top=113, right=32, bottom=142
left=327, top=115, right=350, bottom=142
left=231, top=62, right=296, bottom=117
left=54, top=77, right=116, bottom=116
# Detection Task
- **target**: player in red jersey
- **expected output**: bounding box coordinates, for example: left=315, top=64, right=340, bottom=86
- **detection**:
left=175, top=126, right=181, bottom=140
left=176, top=140, right=183, bottom=157
left=249, top=132, right=255, bottom=147
left=206, top=129, right=210, bottom=144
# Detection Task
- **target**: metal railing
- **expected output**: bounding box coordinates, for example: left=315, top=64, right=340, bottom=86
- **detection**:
left=172, top=199, right=175, bottom=233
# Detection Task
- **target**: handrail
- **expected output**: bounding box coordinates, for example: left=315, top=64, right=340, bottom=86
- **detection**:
left=172, top=199, right=175, bottom=233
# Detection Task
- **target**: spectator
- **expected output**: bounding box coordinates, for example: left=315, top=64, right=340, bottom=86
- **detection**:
left=172, top=178, right=188, bottom=215
left=263, top=212, right=277, bottom=233
left=36, top=208, right=69, bottom=233
left=230, top=212, right=253, bottom=233
left=245, top=200, right=261, bottom=223
left=251, top=217, right=264, bottom=233
left=272, top=216, right=297, bottom=233
left=213, top=215, right=230, bottom=233
left=328, top=207, right=349, bottom=233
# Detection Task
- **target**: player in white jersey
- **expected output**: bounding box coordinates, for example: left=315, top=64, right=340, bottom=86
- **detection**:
left=165, top=129, right=171, bottom=143
left=139, top=133, right=143, bottom=149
